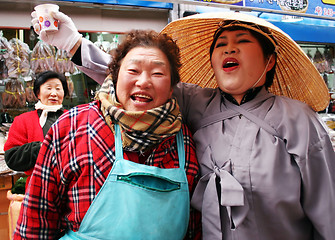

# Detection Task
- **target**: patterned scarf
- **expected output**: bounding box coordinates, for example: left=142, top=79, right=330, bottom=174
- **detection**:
left=95, top=75, right=182, bottom=152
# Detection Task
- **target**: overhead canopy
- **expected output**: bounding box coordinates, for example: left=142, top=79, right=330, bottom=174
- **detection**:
left=194, top=2, right=335, bottom=44
left=268, top=20, right=335, bottom=44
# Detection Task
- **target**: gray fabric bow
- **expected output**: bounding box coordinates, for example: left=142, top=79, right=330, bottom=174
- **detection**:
left=191, top=160, right=249, bottom=240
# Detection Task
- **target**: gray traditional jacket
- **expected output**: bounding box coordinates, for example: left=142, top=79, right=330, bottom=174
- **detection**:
left=76, top=38, right=335, bottom=240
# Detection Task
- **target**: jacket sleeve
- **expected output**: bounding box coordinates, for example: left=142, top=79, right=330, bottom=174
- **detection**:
left=4, top=115, right=28, bottom=151
left=285, top=105, right=335, bottom=240
left=73, top=38, right=111, bottom=85
left=4, top=141, right=41, bottom=171
left=299, top=134, right=335, bottom=240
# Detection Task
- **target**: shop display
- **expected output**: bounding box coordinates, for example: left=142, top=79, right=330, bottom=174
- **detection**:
left=0, top=32, right=12, bottom=80
left=25, top=77, right=38, bottom=105
left=313, top=48, right=330, bottom=74
left=93, top=33, right=120, bottom=53
left=0, top=31, right=88, bottom=113
left=2, top=78, right=26, bottom=109
left=55, top=49, right=75, bottom=74
left=31, top=40, right=56, bottom=74
left=6, top=38, right=30, bottom=79
left=319, top=113, right=335, bottom=151
left=65, top=72, right=76, bottom=99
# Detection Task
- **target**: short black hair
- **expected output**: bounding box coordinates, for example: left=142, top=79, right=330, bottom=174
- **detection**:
left=34, top=71, right=69, bottom=98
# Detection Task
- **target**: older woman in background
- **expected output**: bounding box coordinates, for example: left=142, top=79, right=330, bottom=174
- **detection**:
left=4, top=70, right=68, bottom=185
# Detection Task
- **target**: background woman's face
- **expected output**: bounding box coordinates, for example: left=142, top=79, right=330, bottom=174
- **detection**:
left=37, top=78, right=64, bottom=106
left=116, top=47, right=173, bottom=111
left=211, top=29, right=275, bottom=103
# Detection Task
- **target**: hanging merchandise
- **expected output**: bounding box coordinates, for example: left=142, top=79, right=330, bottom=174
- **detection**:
left=55, top=49, right=76, bottom=74
left=24, top=76, right=38, bottom=107
left=6, top=38, right=31, bottom=79
left=324, top=47, right=334, bottom=73
left=0, top=31, right=12, bottom=80
left=110, top=34, right=119, bottom=50
left=306, top=50, right=313, bottom=62
left=313, top=48, right=328, bottom=74
left=30, top=40, right=56, bottom=75
left=94, top=33, right=111, bottom=53
left=2, top=78, right=26, bottom=109
left=65, top=72, right=76, bottom=99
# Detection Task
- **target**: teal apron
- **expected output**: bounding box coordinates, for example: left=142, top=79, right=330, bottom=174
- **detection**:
left=60, top=124, right=190, bottom=240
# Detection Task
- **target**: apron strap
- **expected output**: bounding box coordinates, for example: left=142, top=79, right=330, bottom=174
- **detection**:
left=114, top=124, right=123, bottom=161
left=176, top=130, right=185, bottom=169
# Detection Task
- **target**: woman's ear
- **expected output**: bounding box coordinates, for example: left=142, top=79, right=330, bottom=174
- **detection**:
left=266, top=54, right=276, bottom=72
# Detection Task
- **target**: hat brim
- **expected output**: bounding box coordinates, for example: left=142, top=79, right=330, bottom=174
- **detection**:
left=161, top=12, right=329, bottom=112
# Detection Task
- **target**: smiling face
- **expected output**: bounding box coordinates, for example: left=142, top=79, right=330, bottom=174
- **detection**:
left=115, top=47, right=173, bottom=111
left=211, top=29, right=275, bottom=103
left=37, top=78, right=64, bottom=106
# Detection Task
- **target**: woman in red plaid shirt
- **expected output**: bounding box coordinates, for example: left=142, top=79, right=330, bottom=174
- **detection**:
left=14, top=30, right=201, bottom=240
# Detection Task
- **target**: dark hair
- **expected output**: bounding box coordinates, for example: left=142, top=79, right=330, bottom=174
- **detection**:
left=209, top=23, right=277, bottom=89
left=34, top=71, right=69, bottom=98
left=108, top=30, right=181, bottom=87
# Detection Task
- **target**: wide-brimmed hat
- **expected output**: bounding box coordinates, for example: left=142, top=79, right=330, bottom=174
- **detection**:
left=161, top=12, right=329, bottom=111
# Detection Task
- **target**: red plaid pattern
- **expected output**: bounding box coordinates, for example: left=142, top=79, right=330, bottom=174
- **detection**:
left=14, top=100, right=201, bottom=240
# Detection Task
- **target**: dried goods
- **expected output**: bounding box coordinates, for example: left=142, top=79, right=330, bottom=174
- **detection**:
left=2, top=79, right=26, bottom=108
left=25, top=79, right=38, bottom=104
left=313, top=48, right=329, bottom=73
left=6, top=38, right=30, bottom=78
left=55, top=49, right=75, bottom=74
left=31, top=41, right=56, bottom=74
left=65, top=73, right=75, bottom=98
left=0, top=34, right=12, bottom=80
left=0, top=32, right=13, bottom=59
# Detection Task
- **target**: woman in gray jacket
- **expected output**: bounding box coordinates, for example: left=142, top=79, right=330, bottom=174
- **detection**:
left=32, top=10, right=335, bottom=240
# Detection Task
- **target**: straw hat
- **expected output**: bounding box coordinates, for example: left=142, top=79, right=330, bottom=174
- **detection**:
left=161, top=12, right=330, bottom=112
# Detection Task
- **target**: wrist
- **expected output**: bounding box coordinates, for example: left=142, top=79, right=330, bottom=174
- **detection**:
left=69, top=37, right=82, bottom=56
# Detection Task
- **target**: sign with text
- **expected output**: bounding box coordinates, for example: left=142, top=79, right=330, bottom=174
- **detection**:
left=56, top=0, right=172, bottom=9
left=245, top=0, right=335, bottom=17
left=195, top=0, right=335, bottom=17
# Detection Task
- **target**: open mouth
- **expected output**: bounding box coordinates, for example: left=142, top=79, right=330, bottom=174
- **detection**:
left=222, top=58, right=239, bottom=72
left=131, top=94, right=153, bottom=103
left=223, top=61, right=239, bottom=68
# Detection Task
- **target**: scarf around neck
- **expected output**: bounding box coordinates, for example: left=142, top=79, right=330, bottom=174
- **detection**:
left=35, top=100, right=63, bottom=128
left=95, top=75, right=182, bottom=152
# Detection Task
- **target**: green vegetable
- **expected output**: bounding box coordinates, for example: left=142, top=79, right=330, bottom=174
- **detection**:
left=11, top=176, right=27, bottom=194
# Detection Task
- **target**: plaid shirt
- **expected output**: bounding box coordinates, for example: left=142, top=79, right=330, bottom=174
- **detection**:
left=14, top=100, right=201, bottom=240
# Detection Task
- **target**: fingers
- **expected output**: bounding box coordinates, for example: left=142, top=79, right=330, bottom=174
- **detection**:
left=31, top=11, right=40, bottom=34
left=31, top=11, right=37, bottom=18
left=32, top=22, right=41, bottom=34
left=39, top=30, right=48, bottom=42
left=52, top=11, right=70, bottom=23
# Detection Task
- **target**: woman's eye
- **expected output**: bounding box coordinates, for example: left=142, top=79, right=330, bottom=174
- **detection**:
left=216, top=42, right=227, bottom=48
left=238, top=39, right=251, bottom=43
left=128, top=69, right=138, bottom=74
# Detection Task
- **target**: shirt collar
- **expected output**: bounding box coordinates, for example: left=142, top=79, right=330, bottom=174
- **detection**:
left=220, top=86, right=263, bottom=105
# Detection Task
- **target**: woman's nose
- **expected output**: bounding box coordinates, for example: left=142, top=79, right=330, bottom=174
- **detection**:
left=135, top=73, right=151, bottom=88
left=224, top=44, right=238, bottom=55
